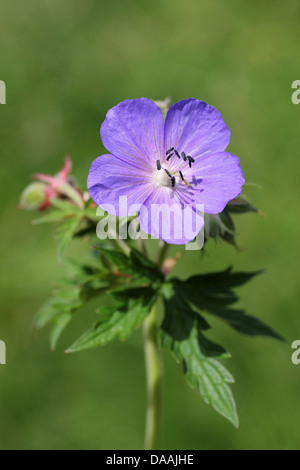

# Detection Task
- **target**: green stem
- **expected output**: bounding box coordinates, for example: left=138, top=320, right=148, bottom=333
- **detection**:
left=143, top=240, right=170, bottom=450
left=58, top=182, right=85, bottom=209
left=143, top=301, right=162, bottom=450
left=155, top=240, right=170, bottom=268
left=108, top=228, right=130, bottom=255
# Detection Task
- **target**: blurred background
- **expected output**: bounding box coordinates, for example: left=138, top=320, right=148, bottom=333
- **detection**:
left=0, top=0, right=299, bottom=450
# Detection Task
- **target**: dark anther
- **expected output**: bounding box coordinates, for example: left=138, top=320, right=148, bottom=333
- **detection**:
left=181, top=152, right=187, bottom=161
left=171, top=176, right=176, bottom=187
left=165, top=169, right=172, bottom=178
left=166, top=153, right=174, bottom=161
left=174, top=149, right=180, bottom=158
left=166, top=147, right=174, bottom=155
left=156, top=160, right=161, bottom=170
left=179, top=171, right=184, bottom=180
left=187, top=156, right=195, bottom=168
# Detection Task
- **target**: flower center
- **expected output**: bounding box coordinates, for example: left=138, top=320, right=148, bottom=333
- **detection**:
left=155, top=169, right=173, bottom=187
left=155, top=148, right=193, bottom=189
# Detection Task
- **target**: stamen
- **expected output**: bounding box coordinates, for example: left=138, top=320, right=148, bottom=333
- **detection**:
left=171, top=176, right=176, bottom=188
left=178, top=170, right=191, bottom=188
left=187, top=155, right=195, bottom=168
left=166, top=153, right=174, bottom=161
left=166, top=147, right=174, bottom=155
left=174, top=149, right=180, bottom=158
left=181, top=152, right=187, bottom=161
left=165, top=169, right=172, bottom=178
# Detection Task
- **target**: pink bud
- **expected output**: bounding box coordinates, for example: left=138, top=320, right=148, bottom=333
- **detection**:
left=21, top=156, right=84, bottom=211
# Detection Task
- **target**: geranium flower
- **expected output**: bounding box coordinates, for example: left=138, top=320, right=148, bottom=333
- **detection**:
left=88, top=98, right=245, bottom=244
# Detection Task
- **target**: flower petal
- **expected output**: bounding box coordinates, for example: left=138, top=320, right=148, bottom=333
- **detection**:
left=138, top=187, right=204, bottom=244
left=101, top=98, right=164, bottom=172
left=164, top=99, right=230, bottom=160
left=87, top=154, right=154, bottom=216
left=188, top=152, right=245, bottom=214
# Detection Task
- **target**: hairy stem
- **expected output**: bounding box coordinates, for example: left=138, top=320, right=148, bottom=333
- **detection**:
left=143, top=301, right=162, bottom=450
left=143, top=240, right=169, bottom=450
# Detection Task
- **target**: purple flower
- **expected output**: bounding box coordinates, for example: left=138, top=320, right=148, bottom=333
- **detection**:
left=88, top=98, right=245, bottom=244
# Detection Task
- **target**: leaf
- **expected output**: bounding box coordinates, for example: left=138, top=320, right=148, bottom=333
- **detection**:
left=184, top=267, right=261, bottom=291
left=204, top=212, right=236, bottom=246
left=56, top=215, right=83, bottom=262
left=160, top=282, right=211, bottom=333
left=74, top=221, right=97, bottom=238
left=50, top=199, right=81, bottom=212
left=226, top=194, right=258, bottom=214
left=130, top=248, right=165, bottom=285
left=35, top=284, right=82, bottom=348
left=36, top=284, right=82, bottom=328
left=66, top=287, right=157, bottom=353
left=218, top=211, right=236, bottom=246
left=161, top=284, right=238, bottom=427
left=50, top=313, right=72, bottom=351
left=173, top=268, right=283, bottom=341
left=204, top=193, right=258, bottom=246
left=99, top=248, right=164, bottom=286
left=31, top=199, right=86, bottom=261
left=51, top=288, right=82, bottom=312
left=211, top=308, right=284, bottom=339
left=98, top=249, right=130, bottom=272
left=35, top=257, right=133, bottom=350
left=35, top=298, right=60, bottom=329
left=32, top=210, right=75, bottom=225
left=84, top=205, right=100, bottom=222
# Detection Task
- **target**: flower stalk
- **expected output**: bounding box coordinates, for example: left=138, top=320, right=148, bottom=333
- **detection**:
left=143, top=240, right=169, bottom=450
left=143, top=300, right=163, bottom=450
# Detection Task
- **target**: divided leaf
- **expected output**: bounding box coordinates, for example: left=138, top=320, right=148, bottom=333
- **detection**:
left=173, top=268, right=283, bottom=340
left=66, top=287, right=158, bottom=353
left=35, top=284, right=82, bottom=350
left=56, top=215, right=83, bottom=262
left=35, top=264, right=120, bottom=350
left=161, top=283, right=238, bottom=427
left=35, top=248, right=164, bottom=352
left=31, top=199, right=100, bottom=262
left=100, top=248, right=164, bottom=286
left=50, top=313, right=72, bottom=351
left=32, top=210, right=74, bottom=225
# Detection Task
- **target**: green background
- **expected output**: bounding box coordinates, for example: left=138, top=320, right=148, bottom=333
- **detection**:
left=0, top=0, right=299, bottom=450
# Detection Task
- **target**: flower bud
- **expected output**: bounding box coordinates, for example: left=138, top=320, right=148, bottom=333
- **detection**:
left=20, top=156, right=85, bottom=212
left=19, top=182, right=48, bottom=211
